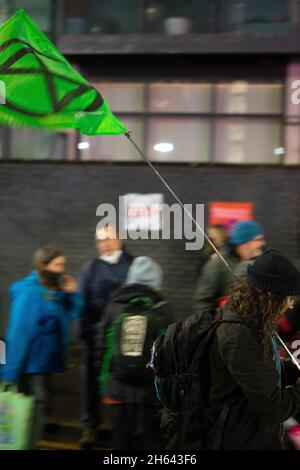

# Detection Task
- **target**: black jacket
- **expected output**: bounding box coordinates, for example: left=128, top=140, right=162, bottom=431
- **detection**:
left=98, top=284, right=172, bottom=404
left=207, top=306, right=300, bottom=450
left=79, top=250, right=132, bottom=340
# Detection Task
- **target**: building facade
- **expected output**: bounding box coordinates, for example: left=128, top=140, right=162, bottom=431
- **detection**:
left=1, top=0, right=300, bottom=329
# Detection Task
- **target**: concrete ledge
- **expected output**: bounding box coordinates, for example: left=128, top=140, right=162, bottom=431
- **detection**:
left=58, top=32, right=300, bottom=55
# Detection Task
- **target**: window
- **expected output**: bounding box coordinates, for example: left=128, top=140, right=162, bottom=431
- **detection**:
left=147, top=82, right=212, bottom=162
left=78, top=79, right=283, bottom=164
left=1, top=80, right=283, bottom=164
left=214, top=119, right=282, bottom=164
left=147, top=117, right=210, bottom=162
left=88, top=0, right=142, bottom=34
left=213, top=81, right=283, bottom=163
left=64, top=0, right=142, bottom=34
left=10, top=128, right=67, bottom=160
left=78, top=82, right=145, bottom=161
left=62, top=0, right=292, bottom=35
left=78, top=81, right=215, bottom=163
left=148, top=83, right=212, bottom=113
left=79, top=117, right=143, bottom=161
left=215, top=82, right=283, bottom=115
left=10, top=0, right=53, bottom=34
left=94, top=82, right=145, bottom=113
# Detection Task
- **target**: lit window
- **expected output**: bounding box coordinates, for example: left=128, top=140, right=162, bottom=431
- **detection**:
left=216, top=82, right=283, bottom=114
left=94, top=83, right=145, bottom=113
left=78, top=116, right=143, bottom=161
left=149, top=83, right=212, bottom=114
left=214, top=118, right=282, bottom=163
left=148, top=117, right=211, bottom=162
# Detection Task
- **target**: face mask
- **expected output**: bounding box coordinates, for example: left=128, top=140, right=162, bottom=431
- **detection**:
left=42, top=270, right=64, bottom=289
left=100, top=250, right=123, bottom=265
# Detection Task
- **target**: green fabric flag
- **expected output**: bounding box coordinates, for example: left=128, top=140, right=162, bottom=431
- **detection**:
left=0, top=9, right=127, bottom=135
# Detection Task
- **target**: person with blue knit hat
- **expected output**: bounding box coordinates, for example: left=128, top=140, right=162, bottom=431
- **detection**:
left=230, top=220, right=266, bottom=280
left=230, top=220, right=265, bottom=258
left=229, top=220, right=263, bottom=245
left=194, top=219, right=266, bottom=316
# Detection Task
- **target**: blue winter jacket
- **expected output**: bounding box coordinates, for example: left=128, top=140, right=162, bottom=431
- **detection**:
left=0, top=271, right=83, bottom=383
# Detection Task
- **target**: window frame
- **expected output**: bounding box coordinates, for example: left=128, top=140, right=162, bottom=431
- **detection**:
left=81, top=78, right=285, bottom=164
left=1, top=78, right=285, bottom=164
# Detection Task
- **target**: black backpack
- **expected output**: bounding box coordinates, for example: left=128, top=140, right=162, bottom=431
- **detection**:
left=109, top=295, right=166, bottom=386
left=148, top=308, right=244, bottom=450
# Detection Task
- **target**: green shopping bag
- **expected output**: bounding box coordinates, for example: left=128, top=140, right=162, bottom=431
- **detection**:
left=0, top=385, right=35, bottom=450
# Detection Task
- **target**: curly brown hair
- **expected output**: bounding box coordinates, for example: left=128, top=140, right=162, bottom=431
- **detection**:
left=227, top=281, right=293, bottom=359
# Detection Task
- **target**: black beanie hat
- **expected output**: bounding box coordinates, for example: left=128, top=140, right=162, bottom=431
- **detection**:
left=247, top=249, right=300, bottom=296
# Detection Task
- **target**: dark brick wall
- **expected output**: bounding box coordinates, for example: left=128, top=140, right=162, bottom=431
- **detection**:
left=0, top=161, right=300, bottom=334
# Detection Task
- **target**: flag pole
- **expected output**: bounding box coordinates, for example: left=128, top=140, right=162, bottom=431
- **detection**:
left=275, top=332, right=300, bottom=371
left=125, top=132, right=239, bottom=281
left=125, top=132, right=300, bottom=369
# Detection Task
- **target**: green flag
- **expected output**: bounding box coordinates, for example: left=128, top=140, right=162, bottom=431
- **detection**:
left=0, top=9, right=126, bottom=135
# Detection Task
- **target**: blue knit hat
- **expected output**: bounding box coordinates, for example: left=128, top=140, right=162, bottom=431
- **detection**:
left=229, top=220, right=264, bottom=246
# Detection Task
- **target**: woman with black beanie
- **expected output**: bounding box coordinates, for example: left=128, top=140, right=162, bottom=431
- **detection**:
left=207, top=249, right=300, bottom=449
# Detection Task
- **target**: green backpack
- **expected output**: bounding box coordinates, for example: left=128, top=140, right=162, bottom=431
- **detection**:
left=100, top=296, right=165, bottom=391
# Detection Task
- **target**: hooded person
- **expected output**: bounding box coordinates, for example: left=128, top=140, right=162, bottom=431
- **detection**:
left=194, top=220, right=266, bottom=315
left=206, top=249, right=300, bottom=449
left=97, top=256, right=172, bottom=450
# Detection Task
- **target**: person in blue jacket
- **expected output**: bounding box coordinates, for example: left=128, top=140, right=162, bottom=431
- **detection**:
left=0, top=245, right=83, bottom=443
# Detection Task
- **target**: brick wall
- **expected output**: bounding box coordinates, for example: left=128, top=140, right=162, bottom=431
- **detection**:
left=0, top=161, right=300, bottom=334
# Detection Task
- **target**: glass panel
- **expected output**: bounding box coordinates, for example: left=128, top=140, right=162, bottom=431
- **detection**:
left=93, top=83, right=145, bottom=113
left=88, top=0, right=141, bottom=34
left=150, top=0, right=217, bottom=33
left=216, top=82, right=283, bottom=114
left=189, top=0, right=218, bottom=34
left=219, top=0, right=291, bottom=33
left=149, top=83, right=212, bottom=113
left=64, top=0, right=141, bottom=34
left=10, top=0, right=52, bottom=33
left=214, top=118, right=282, bottom=164
left=244, top=0, right=289, bottom=23
left=78, top=117, right=143, bottom=161
left=147, top=117, right=211, bottom=162
left=10, top=129, right=66, bottom=160
left=63, top=0, right=293, bottom=35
